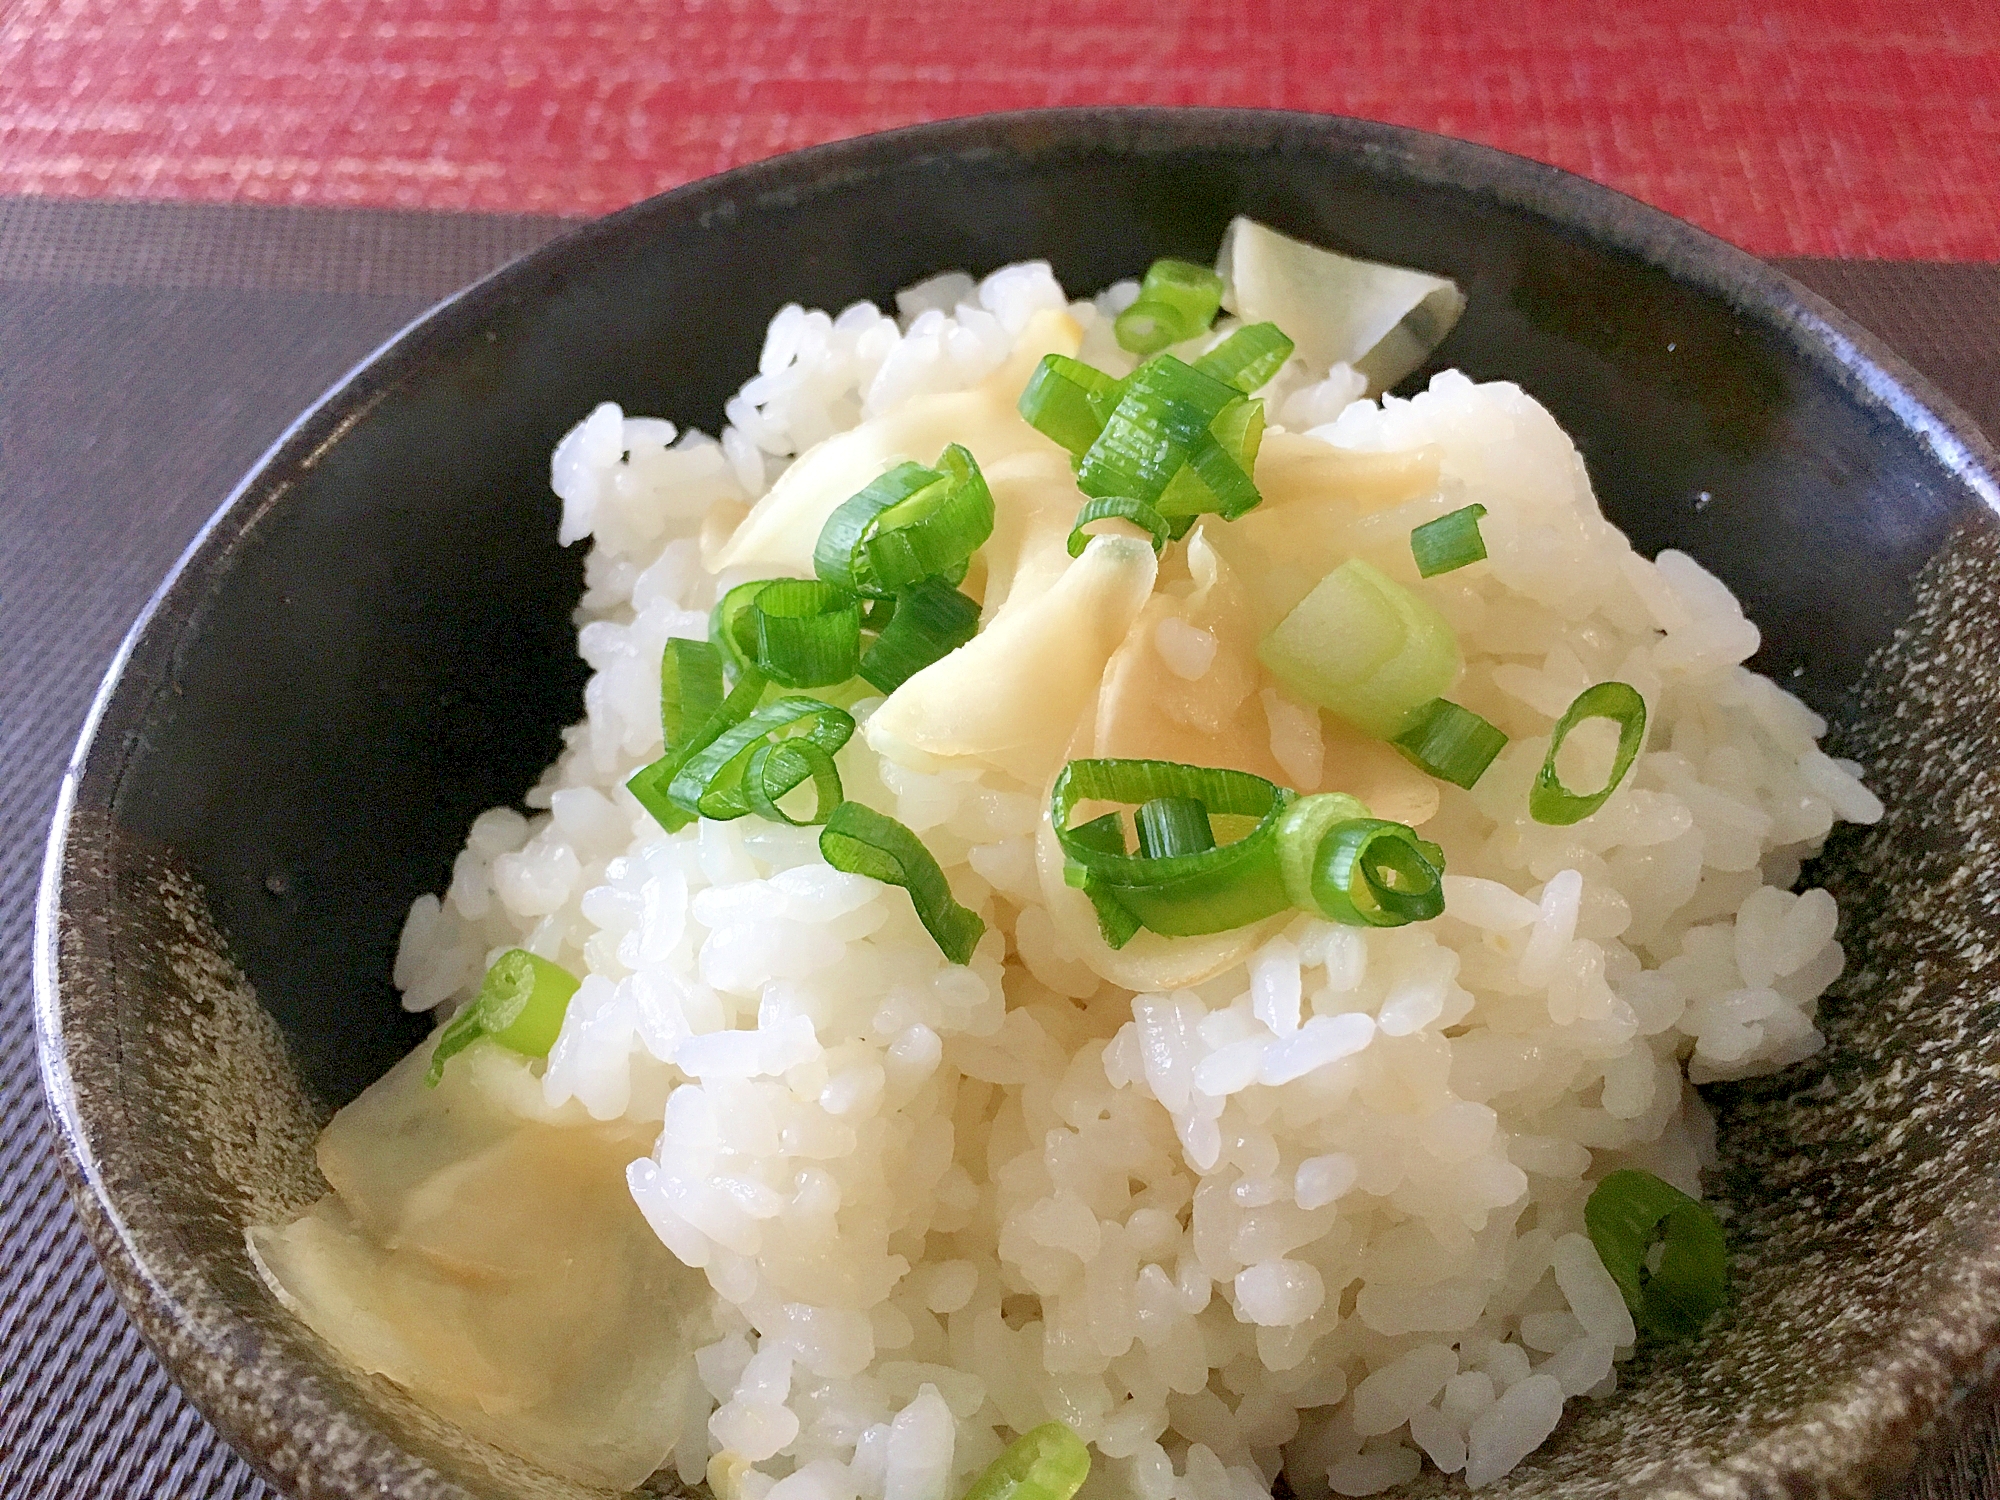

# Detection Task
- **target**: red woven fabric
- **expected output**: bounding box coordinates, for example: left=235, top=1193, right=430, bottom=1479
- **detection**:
left=0, top=0, right=1994, bottom=259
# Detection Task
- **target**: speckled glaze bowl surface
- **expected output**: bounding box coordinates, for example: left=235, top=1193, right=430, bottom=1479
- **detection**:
left=34, top=108, right=2000, bottom=1500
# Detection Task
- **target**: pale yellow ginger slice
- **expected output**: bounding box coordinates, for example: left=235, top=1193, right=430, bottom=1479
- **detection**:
left=865, top=533, right=1158, bottom=785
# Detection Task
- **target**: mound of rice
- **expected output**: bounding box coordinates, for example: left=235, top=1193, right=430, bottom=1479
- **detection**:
left=391, top=261, right=1882, bottom=1499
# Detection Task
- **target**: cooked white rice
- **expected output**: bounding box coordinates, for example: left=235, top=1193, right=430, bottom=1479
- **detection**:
left=391, top=260, right=1882, bottom=1499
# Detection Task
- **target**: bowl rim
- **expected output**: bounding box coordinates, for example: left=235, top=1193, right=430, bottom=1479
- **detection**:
left=33, top=104, right=2000, bottom=1500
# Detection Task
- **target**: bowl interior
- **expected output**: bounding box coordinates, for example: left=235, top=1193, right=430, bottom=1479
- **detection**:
left=40, top=109, right=2000, bottom=1500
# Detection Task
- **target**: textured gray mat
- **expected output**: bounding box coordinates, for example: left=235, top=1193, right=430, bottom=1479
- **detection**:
left=0, top=194, right=1994, bottom=1498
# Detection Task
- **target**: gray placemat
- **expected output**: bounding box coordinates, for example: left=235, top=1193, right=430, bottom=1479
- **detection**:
left=1, top=194, right=1994, bottom=1499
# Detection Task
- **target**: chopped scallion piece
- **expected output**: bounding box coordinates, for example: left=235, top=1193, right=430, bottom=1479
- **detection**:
left=1193, top=321, right=1296, bottom=393
left=745, top=739, right=844, bottom=826
left=815, top=448, right=994, bottom=598
left=813, top=461, right=936, bottom=596
left=959, top=1422, right=1092, bottom=1500
left=1174, top=393, right=1265, bottom=520
left=670, top=697, right=856, bottom=822
left=1066, top=495, right=1172, bottom=557
left=1308, top=818, right=1447, bottom=927
left=859, top=577, right=981, bottom=693
left=1585, top=1168, right=1730, bottom=1339
left=1530, top=681, right=1648, bottom=825
left=1059, top=811, right=1146, bottom=947
left=821, top=801, right=986, bottom=963
left=628, top=667, right=769, bottom=832
left=1410, top=503, right=1490, bottom=577
left=1115, top=259, right=1225, bottom=355
left=1077, top=355, right=1241, bottom=507
left=1051, top=759, right=1446, bottom=946
left=864, top=444, right=995, bottom=593
left=1018, top=354, right=1127, bottom=458
left=660, top=637, right=724, bottom=753
left=1258, top=559, right=1461, bottom=739
left=426, top=949, right=580, bottom=1085
left=1392, top=697, right=1508, bottom=789
left=1136, top=795, right=1217, bottom=858
left=712, top=578, right=775, bottom=677
left=748, top=578, right=863, bottom=688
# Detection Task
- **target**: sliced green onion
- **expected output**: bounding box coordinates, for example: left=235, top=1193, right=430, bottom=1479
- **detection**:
left=863, top=444, right=995, bottom=593
left=712, top=578, right=775, bottom=676
left=427, top=949, right=580, bottom=1086
left=1116, top=259, right=1226, bottom=355
left=1309, top=819, right=1447, bottom=927
left=813, top=461, right=933, bottom=596
left=745, top=739, right=844, bottom=826
left=1059, top=811, right=1146, bottom=947
left=1053, top=760, right=1446, bottom=945
left=671, top=697, right=856, bottom=821
left=1585, top=1168, right=1730, bottom=1339
left=1193, top=321, right=1296, bottom=393
left=1410, top=503, right=1489, bottom=577
left=960, top=1422, right=1092, bottom=1500
left=1067, top=495, right=1172, bottom=557
left=629, top=667, right=770, bottom=832
left=1136, top=796, right=1216, bottom=858
left=748, top=578, right=862, bottom=688
left=1019, top=354, right=1127, bottom=458
left=815, top=450, right=993, bottom=598
left=1274, top=791, right=1372, bottom=912
left=1076, top=356, right=1240, bottom=507
left=1258, top=559, right=1462, bottom=738
left=821, top=801, right=985, bottom=963
left=1530, top=681, right=1648, bottom=825
left=1054, top=760, right=1293, bottom=940
left=660, top=637, right=724, bottom=752
left=1178, top=394, right=1265, bottom=520
left=1393, top=697, right=1508, bottom=789
left=859, top=577, right=982, bottom=693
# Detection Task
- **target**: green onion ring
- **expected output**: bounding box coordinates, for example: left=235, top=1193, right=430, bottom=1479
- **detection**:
left=858, top=576, right=981, bottom=694
left=628, top=666, right=769, bottom=832
left=427, top=949, right=580, bottom=1086
left=747, top=578, right=863, bottom=688
left=862, top=443, right=995, bottom=593
left=1531, top=681, right=1648, bottom=825
left=1076, top=356, right=1241, bottom=508
left=660, top=637, right=724, bottom=753
left=821, top=801, right=985, bottom=964
left=745, top=738, right=844, bottom=826
left=1310, top=820, right=1448, bottom=926
left=711, top=577, right=775, bottom=675
left=1066, top=495, right=1172, bottom=557
left=1053, top=760, right=1299, bottom=940
left=1410, top=503, right=1490, bottom=578
left=1392, top=697, right=1509, bottom=790
left=1585, top=1168, right=1730, bottom=1339
left=813, top=461, right=937, bottom=596
left=1053, top=760, right=1448, bottom=943
left=814, top=448, right=993, bottom=598
left=670, top=696, right=855, bottom=822
left=1193, top=321, right=1296, bottom=393
left=959, top=1423, right=1092, bottom=1500
left=1135, top=795, right=1217, bottom=858
left=1018, top=354, right=1127, bottom=459
left=1114, top=259, right=1225, bottom=356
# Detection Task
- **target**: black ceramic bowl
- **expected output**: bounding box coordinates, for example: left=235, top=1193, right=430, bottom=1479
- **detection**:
left=35, top=108, right=2000, bottom=1500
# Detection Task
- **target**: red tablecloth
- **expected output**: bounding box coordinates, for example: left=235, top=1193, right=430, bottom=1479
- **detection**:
left=1, top=0, right=1995, bottom=260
